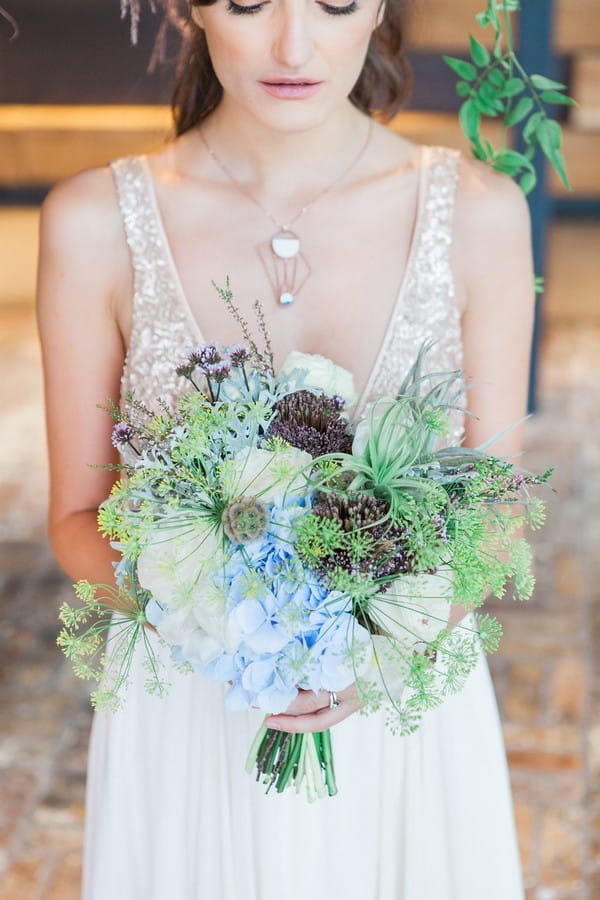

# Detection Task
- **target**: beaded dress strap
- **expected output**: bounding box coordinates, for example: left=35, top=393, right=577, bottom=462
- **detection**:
left=110, top=155, right=198, bottom=409
left=359, top=145, right=463, bottom=443
left=110, top=155, right=165, bottom=310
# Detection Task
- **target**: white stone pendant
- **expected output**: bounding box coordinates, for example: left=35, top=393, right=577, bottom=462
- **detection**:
left=271, top=231, right=301, bottom=260
left=257, top=231, right=311, bottom=307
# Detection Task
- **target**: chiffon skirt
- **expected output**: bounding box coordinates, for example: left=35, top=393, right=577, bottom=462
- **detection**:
left=82, top=615, right=525, bottom=900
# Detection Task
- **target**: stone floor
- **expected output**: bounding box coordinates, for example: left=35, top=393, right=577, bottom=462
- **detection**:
left=0, top=302, right=598, bottom=899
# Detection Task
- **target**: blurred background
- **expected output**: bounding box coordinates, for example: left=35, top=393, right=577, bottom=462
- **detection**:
left=0, top=1, right=598, bottom=897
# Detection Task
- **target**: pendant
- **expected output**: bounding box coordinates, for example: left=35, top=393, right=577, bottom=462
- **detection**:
left=257, top=229, right=311, bottom=308
left=271, top=231, right=301, bottom=260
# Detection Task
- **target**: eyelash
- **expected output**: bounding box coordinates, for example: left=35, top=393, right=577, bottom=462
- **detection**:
left=226, top=1, right=359, bottom=15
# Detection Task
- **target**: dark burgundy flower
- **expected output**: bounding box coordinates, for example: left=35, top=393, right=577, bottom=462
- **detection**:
left=266, top=390, right=353, bottom=458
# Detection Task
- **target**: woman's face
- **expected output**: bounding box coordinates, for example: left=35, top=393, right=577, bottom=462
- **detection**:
left=190, top=0, right=383, bottom=132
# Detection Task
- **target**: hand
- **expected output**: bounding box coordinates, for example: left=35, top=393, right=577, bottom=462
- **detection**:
left=264, top=683, right=363, bottom=734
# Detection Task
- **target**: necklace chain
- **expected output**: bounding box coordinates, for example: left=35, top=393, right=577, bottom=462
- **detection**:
left=197, top=118, right=374, bottom=231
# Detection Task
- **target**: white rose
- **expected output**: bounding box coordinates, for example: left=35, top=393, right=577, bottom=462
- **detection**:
left=221, top=445, right=312, bottom=505
left=362, top=634, right=409, bottom=699
left=137, top=516, right=222, bottom=610
left=154, top=604, right=226, bottom=666
left=280, top=351, right=358, bottom=408
left=352, top=397, right=409, bottom=458
left=367, top=568, right=454, bottom=646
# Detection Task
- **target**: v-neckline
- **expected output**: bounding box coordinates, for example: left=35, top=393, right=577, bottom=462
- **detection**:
left=139, top=146, right=429, bottom=418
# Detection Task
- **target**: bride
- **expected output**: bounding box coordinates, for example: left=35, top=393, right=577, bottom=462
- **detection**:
left=37, top=0, right=533, bottom=897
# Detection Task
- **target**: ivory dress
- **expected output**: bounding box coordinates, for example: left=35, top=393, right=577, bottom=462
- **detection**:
left=82, top=146, right=525, bottom=899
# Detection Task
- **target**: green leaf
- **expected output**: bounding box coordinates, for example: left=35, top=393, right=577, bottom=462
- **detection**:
left=530, top=74, right=568, bottom=92
left=469, top=34, right=490, bottom=67
left=474, top=93, right=500, bottom=117
left=519, top=172, right=537, bottom=196
left=480, top=81, right=505, bottom=111
left=488, top=68, right=505, bottom=88
left=537, top=119, right=571, bottom=190
left=540, top=90, right=577, bottom=106
left=456, top=81, right=472, bottom=98
left=505, top=96, right=534, bottom=127
left=500, top=77, right=525, bottom=98
left=443, top=56, right=477, bottom=81
left=476, top=11, right=490, bottom=27
left=459, top=98, right=481, bottom=141
left=549, top=148, right=571, bottom=191
left=522, top=111, right=543, bottom=144
left=472, top=143, right=488, bottom=162
left=537, top=118, right=562, bottom=155
left=494, top=149, right=533, bottom=171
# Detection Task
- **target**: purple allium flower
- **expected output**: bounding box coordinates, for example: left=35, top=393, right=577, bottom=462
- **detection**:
left=176, top=361, right=196, bottom=379
left=229, top=344, right=252, bottom=367
left=199, top=343, right=222, bottom=368
left=205, top=362, right=231, bottom=383
left=111, top=422, right=134, bottom=449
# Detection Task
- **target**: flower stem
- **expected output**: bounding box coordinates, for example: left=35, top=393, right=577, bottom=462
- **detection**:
left=321, top=729, right=338, bottom=797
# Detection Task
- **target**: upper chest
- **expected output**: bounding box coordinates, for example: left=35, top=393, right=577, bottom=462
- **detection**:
left=111, top=147, right=464, bottom=416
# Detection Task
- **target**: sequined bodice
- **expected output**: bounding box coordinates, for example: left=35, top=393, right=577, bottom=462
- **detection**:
left=110, top=146, right=464, bottom=443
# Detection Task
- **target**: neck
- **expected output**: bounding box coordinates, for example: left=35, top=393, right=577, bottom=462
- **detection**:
left=187, top=97, right=372, bottom=208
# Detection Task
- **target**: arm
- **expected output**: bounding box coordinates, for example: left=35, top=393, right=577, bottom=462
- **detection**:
left=37, top=167, right=132, bottom=599
left=448, top=157, right=535, bottom=625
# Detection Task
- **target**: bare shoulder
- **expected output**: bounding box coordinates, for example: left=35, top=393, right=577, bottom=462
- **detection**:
left=40, top=164, right=124, bottom=258
left=453, top=152, right=531, bottom=244
left=449, top=152, right=533, bottom=308
left=38, top=163, right=131, bottom=319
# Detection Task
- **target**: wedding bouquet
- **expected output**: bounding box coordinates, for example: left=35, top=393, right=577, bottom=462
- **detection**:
left=58, top=286, right=550, bottom=801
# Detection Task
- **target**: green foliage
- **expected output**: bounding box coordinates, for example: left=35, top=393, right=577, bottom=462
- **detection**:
left=444, top=0, right=575, bottom=195
left=57, top=577, right=166, bottom=711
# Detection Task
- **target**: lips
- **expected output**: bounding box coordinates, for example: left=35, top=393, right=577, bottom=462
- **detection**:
left=262, top=78, right=321, bottom=85
left=259, top=80, right=323, bottom=99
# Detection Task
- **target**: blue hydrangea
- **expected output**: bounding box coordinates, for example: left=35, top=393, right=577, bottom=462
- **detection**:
left=160, top=496, right=371, bottom=714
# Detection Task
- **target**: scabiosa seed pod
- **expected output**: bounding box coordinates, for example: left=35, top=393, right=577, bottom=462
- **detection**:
left=266, top=390, right=353, bottom=458
left=222, top=496, right=269, bottom=545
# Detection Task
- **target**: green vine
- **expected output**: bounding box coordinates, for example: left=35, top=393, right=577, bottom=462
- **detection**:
left=444, top=0, right=576, bottom=196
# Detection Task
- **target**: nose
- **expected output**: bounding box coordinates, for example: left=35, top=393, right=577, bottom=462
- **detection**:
left=272, top=0, right=313, bottom=70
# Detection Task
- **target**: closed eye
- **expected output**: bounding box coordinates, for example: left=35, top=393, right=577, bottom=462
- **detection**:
left=226, top=0, right=263, bottom=13
left=226, top=0, right=359, bottom=14
left=319, top=1, right=359, bottom=14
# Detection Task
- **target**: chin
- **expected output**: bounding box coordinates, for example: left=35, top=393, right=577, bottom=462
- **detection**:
left=230, top=84, right=348, bottom=134
left=246, top=97, right=341, bottom=135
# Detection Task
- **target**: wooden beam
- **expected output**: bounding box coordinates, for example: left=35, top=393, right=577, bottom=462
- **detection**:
left=405, top=0, right=600, bottom=52
left=0, top=105, right=172, bottom=186
left=0, top=106, right=597, bottom=196
left=571, top=52, right=600, bottom=130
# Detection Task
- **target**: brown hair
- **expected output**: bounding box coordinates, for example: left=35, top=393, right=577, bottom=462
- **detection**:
left=171, top=0, right=412, bottom=136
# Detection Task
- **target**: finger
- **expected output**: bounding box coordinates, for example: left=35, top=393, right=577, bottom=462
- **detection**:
left=280, top=688, right=331, bottom=717
left=265, top=696, right=362, bottom=734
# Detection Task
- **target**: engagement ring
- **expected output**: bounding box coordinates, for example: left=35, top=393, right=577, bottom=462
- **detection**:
left=328, top=691, right=340, bottom=710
